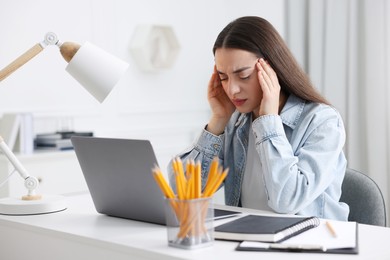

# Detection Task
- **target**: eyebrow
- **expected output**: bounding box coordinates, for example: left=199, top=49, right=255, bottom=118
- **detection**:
left=217, top=66, right=253, bottom=75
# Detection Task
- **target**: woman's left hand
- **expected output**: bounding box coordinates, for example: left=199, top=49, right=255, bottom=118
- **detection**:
left=256, top=58, right=281, bottom=116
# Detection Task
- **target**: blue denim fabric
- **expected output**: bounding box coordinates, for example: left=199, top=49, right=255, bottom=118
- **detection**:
left=169, top=94, right=349, bottom=221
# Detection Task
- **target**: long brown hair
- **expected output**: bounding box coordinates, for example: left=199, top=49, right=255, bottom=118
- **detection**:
left=213, top=16, right=329, bottom=105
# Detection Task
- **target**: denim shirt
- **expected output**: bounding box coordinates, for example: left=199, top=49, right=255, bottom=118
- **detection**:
left=169, top=94, right=349, bottom=221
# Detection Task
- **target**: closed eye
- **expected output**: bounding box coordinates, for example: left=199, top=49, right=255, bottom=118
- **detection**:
left=240, top=75, right=251, bottom=80
left=220, top=77, right=228, bottom=81
left=239, top=69, right=256, bottom=80
left=218, top=72, right=228, bottom=81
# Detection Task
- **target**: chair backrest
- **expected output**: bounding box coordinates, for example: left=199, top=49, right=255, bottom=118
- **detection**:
left=340, top=168, right=387, bottom=226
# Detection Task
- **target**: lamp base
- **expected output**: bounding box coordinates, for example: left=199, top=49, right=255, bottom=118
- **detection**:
left=0, top=195, right=67, bottom=215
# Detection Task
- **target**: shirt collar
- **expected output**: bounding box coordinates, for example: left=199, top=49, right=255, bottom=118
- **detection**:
left=280, top=94, right=306, bottom=129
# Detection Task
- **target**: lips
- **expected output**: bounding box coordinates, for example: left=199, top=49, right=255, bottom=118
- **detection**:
left=232, top=98, right=247, bottom=107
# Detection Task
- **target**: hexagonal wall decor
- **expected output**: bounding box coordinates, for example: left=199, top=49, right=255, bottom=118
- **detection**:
left=130, top=25, right=180, bottom=72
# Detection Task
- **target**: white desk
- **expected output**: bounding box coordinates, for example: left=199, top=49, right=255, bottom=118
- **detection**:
left=0, top=192, right=389, bottom=260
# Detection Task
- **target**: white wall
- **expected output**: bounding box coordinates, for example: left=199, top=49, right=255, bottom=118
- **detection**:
left=0, top=0, right=285, bottom=170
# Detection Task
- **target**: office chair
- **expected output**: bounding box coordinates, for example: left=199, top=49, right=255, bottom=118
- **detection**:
left=340, top=168, right=387, bottom=226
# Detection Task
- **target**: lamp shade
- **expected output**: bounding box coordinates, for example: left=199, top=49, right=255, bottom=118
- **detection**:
left=65, top=42, right=129, bottom=103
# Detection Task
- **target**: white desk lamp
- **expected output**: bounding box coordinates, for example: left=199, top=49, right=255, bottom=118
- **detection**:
left=0, top=32, right=129, bottom=215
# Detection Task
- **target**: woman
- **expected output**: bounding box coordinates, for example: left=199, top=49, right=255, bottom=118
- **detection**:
left=170, top=16, right=349, bottom=221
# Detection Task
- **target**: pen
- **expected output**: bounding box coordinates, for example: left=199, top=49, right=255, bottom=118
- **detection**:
left=326, top=221, right=337, bottom=237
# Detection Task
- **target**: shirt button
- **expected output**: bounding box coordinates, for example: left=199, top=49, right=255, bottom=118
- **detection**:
left=213, top=144, right=220, bottom=149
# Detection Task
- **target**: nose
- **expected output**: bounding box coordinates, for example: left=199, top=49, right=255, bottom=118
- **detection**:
left=226, top=79, right=240, bottom=96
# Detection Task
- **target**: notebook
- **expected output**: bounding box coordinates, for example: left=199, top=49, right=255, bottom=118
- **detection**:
left=71, top=136, right=167, bottom=225
left=236, top=220, right=358, bottom=254
left=214, top=214, right=320, bottom=243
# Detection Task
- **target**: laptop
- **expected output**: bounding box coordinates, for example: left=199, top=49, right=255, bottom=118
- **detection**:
left=71, top=136, right=166, bottom=225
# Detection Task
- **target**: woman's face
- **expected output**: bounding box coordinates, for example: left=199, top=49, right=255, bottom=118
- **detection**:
left=214, top=48, right=262, bottom=114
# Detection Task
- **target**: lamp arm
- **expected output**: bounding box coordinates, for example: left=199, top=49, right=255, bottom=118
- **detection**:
left=0, top=136, right=39, bottom=197
left=0, top=44, right=44, bottom=82
left=0, top=32, right=82, bottom=200
left=0, top=32, right=61, bottom=82
left=0, top=33, right=62, bottom=200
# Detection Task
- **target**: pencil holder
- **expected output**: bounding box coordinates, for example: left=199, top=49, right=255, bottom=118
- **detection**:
left=164, top=197, right=214, bottom=249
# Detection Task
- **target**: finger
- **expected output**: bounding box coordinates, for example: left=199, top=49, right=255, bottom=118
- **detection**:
left=256, top=62, right=269, bottom=92
left=213, top=75, right=222, bottom=89
left=259, top=65, right=274, bottom=90
left=259, top=59, right=274, bottom=75
left=261, top=68, right=272, bottom=86
left=258, top=69, right=271, bottom=94
left=208, top=68, right=220, bottom=89
left=260, top=59, right=279, bottom=86
left=213, top=66, right=223, bottom=87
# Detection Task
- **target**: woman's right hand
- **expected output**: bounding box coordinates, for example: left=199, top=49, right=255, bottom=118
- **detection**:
left=206, top=66, right=235, bottom=135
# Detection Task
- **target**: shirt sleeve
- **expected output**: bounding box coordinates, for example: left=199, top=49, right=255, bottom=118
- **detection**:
left=167, top=126, right=224, bottom=192
left=252, top=112, right=346, bottom=214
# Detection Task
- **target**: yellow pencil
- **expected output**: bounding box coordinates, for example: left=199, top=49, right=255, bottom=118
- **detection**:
left=185, top=170, right=195, bottom=199
left=204, top=157, right=219, bottom=191
left=203, top=168, right=228, bottom=197
left=152, top=167, right=179, bottom=215
left=194, top=161, right=201, bottom=199
left=202, top=165, right=221, bottom=197
left=152, top=157, right=229, bottom=240
left=152, top=166, right=175, bottom=199
left=175, top=158, right=187, bottom=199
left=186, top=159, right=194, bottom=180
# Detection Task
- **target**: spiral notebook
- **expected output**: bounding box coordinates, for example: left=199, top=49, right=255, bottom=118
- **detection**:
left=214, top=214, right=320, bottom=243
left=236, top=219, right=358, bottom=254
